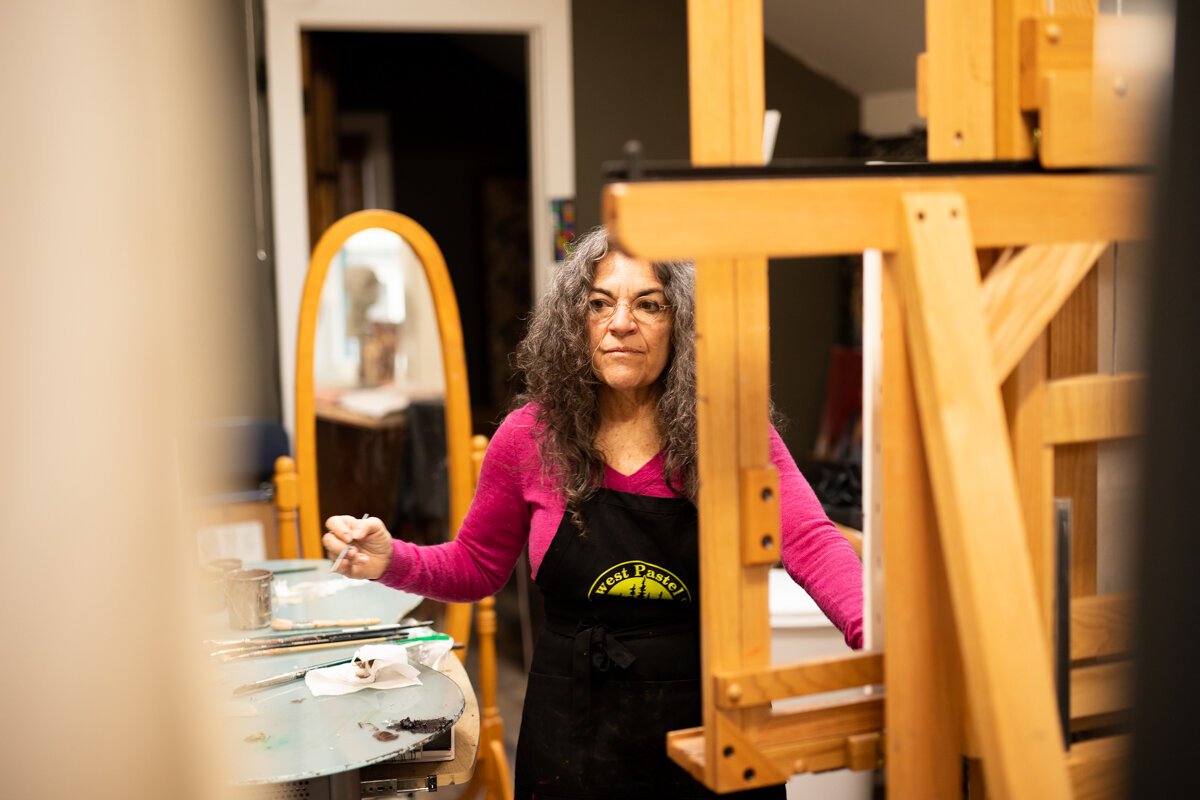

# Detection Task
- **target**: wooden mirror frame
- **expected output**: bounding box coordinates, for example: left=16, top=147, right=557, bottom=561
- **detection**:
left=274, top=209, right=509, bottom=795
left=282, top=210, right=475, bottom=642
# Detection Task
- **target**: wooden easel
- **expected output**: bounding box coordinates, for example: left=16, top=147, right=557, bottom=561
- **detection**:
left=603, top=1, right=1160, bottom=796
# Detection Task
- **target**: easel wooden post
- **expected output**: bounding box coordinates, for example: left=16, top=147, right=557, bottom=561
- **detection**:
left=683, top=0, right=784, bottom=790
left=895, top=191, right=1072, bottom=798
left=904, top=1, right=1022, bottom=794
left=880, top=251, right=963, bottom=797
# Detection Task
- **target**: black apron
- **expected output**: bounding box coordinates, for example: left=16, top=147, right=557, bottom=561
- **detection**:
left=514, top=489, right=786, bottom=800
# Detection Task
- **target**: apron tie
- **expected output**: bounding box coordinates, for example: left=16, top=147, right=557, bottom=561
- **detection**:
left=570, top=624, right=636, bottom=739
left=586, top=624, right=637, bottom=672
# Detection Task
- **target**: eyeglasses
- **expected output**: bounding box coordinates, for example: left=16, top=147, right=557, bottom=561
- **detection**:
left=587, top=297, right=672, bottom=325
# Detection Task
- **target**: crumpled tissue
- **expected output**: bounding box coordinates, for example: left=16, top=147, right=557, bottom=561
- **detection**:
left=305, top=643, right=422, bottom=696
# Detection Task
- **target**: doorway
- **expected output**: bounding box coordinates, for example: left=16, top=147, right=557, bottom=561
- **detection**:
left=265, top=0, right=575, bottom=441
left=266, top=3, right=573, bottom=776
left=303, top=30, right=533, bottom=425
left=302, top=27, right=540, bottom=668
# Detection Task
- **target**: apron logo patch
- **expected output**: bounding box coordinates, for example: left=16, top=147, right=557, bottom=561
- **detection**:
left=588, top=560, right=692, bottom=601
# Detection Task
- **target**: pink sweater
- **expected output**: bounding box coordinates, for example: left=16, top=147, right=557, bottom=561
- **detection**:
left=380, top=403, right=863, bottom=648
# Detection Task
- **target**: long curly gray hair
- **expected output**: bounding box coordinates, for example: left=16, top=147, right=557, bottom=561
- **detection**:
left=514, top=226, right=697, bottom=526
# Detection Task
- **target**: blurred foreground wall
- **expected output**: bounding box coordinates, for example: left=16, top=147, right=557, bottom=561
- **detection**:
left=0, top=1, right=257, bottom=797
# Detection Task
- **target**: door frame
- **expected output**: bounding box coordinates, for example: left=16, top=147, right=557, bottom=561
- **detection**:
left=265, top=0, right=574, bottom=437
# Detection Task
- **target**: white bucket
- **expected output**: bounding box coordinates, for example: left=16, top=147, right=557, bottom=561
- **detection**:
left=769, top=568, right=876, bottom=800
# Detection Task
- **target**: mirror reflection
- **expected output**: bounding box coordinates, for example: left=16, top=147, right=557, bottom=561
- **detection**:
left=314, top=226, right=444, bottom=399
left=313, top=227, right=449, bottom=545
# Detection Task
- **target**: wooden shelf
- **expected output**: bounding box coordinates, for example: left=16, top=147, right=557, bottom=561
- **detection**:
left=315, top=398, right=407, bottom=431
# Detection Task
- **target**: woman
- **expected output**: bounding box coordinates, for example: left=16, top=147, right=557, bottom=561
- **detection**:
left=324, top=226, right=863, bottom=799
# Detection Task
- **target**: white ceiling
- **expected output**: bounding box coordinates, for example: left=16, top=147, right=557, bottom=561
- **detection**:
left=763, top=0, right=926, bottom=96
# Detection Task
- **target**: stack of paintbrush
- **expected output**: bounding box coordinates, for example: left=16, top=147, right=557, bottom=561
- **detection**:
left=207, top=619, right=435, bottom=660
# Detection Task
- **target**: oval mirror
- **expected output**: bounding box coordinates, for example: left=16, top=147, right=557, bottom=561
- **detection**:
left=289, top=211, right=473, bottom=568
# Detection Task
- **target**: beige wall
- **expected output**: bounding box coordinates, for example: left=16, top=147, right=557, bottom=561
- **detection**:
left=0, top=1, right=257, bottom=797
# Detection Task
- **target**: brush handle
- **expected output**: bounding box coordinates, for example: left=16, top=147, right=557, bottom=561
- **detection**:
left=208, top=619, right=434, bottom=654
left=228, top=635, right=459, bottom=692
left=328, top=512, right=368, bottom=572
left=230, top=655, right=354, bottom=695
left=267, top=566, right=319, bottom=575
left=223, top=635, right=401, bottom=660
left=270, top=617, right=380, bottom=631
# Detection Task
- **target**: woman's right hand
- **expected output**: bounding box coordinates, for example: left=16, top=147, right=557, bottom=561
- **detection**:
left=323, top=515, right=394, bottom=580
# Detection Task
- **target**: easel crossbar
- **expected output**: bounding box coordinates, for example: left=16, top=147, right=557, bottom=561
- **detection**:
left=1071, top=592, right=1132, bottom=661
left=1067, top=734, right=1129, bottom=797
left=603, top=173, right=1148, bottom=261
left=669, top=729, right=886, bottom=778
left=667, top=696, right=885, bottom=779
left=1046, top=373, right=1145, bottom=444
left=715, top=651, right=883, bottom=708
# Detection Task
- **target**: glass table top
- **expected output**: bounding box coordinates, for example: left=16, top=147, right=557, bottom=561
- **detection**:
left=208, top=560, right=462, bottom=784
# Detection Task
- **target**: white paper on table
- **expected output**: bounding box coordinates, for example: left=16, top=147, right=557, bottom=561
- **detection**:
left=304, top=643, right=423, bottom=696
left=338, top=389, right=410, bottom=418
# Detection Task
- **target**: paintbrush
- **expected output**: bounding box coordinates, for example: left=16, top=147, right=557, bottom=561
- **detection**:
left=208, top=619, right=434, bottom=656
left=269, top=565, right=320, bottom=575
left=219, top=632, right=460, bottom=661
left=220, top=634, right=410, bottom=661
left=229, top=635, right=461, bottom=693
left=270, top=617, right=380, bottom=631
left=329, top=512, right=368, bottom=572
left=205, top=620, right=406, bottom=646
left=231, top=654, right=355, bottom=694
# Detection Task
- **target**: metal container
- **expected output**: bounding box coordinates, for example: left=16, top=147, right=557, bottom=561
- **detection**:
left=224, top=567, right=274, bottom=629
